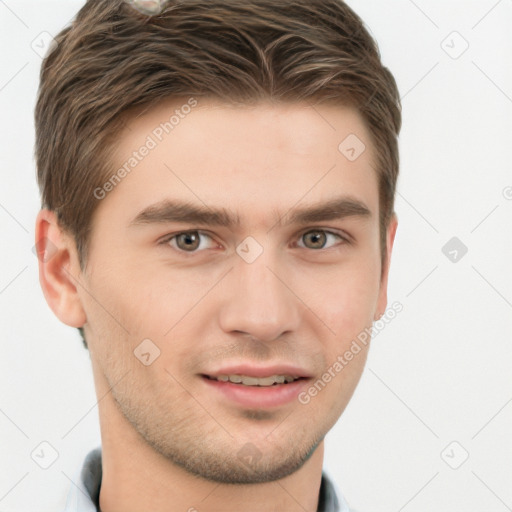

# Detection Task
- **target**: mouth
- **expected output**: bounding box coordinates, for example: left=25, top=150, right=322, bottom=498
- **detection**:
left=200, top=366, right=313, bottom=408
left=202, top=374, right=306, bottom=386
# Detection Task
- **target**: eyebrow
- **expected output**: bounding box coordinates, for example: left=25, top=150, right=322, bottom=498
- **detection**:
left=128, top=196, right=372, bottom=228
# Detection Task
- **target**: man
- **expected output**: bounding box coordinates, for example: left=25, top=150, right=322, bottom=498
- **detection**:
left=34, top=0, right=401, bottom=510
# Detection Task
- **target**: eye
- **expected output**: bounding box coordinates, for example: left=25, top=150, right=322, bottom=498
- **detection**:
left=160, top=230, right=218, bottom=252
left=159, top=228, right=349, bottom=254
left=296, top=229, right=348, bottom=250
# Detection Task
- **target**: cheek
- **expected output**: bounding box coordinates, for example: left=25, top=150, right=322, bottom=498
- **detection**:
left=92, top=271, right=224, bottom=382
left=304, top=259, right=380, bottom=338
left=85, top=256, right=188, bottom=335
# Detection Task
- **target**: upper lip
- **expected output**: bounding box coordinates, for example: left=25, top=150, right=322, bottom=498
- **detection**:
left=203, top=364, right=313, bottom=379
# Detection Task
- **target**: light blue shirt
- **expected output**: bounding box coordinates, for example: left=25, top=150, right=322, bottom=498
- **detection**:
left=63, top=447, right=355, bottom=512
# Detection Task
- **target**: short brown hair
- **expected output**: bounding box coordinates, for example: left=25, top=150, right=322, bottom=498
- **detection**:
left=35, top=0, right=401, bottom=349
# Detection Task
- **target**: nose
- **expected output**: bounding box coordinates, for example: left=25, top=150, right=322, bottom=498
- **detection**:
left=218, top=246, right=301, bottom=343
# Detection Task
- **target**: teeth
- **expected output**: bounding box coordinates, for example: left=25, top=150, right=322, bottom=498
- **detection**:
left=214, top=374, right=300, bottom=386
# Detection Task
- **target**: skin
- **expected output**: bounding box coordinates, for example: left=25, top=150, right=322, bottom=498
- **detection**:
left=36, top=98, right=397, bottom=512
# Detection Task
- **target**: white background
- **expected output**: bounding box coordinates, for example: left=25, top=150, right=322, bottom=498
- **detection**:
left=0, top=1, right=511, bottom=511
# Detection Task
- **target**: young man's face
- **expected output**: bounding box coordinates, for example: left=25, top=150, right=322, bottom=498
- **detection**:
left=70, top=98, right=396, bottom=483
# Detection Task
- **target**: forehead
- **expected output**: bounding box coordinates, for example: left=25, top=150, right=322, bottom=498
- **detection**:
left=93, top=97, right=378, bottom=230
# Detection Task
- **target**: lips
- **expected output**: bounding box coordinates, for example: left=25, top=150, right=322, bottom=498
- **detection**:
left=201, top=373, right=311, bottom=408
left=200, top=363, right=313, bottom=407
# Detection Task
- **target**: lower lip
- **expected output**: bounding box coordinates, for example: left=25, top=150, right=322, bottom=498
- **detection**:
left=201, top=376, right=310, bottom=408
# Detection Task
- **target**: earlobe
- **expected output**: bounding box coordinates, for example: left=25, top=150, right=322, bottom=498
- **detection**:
left=35, top=209, right=87, bottom=329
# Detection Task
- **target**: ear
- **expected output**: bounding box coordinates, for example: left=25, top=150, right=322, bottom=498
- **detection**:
left=374, top=213, right=398, bottom=321
left=35, top=209, right=87, bottom=328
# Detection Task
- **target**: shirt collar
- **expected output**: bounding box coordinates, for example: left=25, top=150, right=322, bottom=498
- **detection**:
left=63, top=447, right=351, bottom=512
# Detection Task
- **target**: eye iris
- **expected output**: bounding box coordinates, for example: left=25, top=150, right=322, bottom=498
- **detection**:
left=177, top=232, right=200, bottom=251
left=304, top=231, right=326, bottom=249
